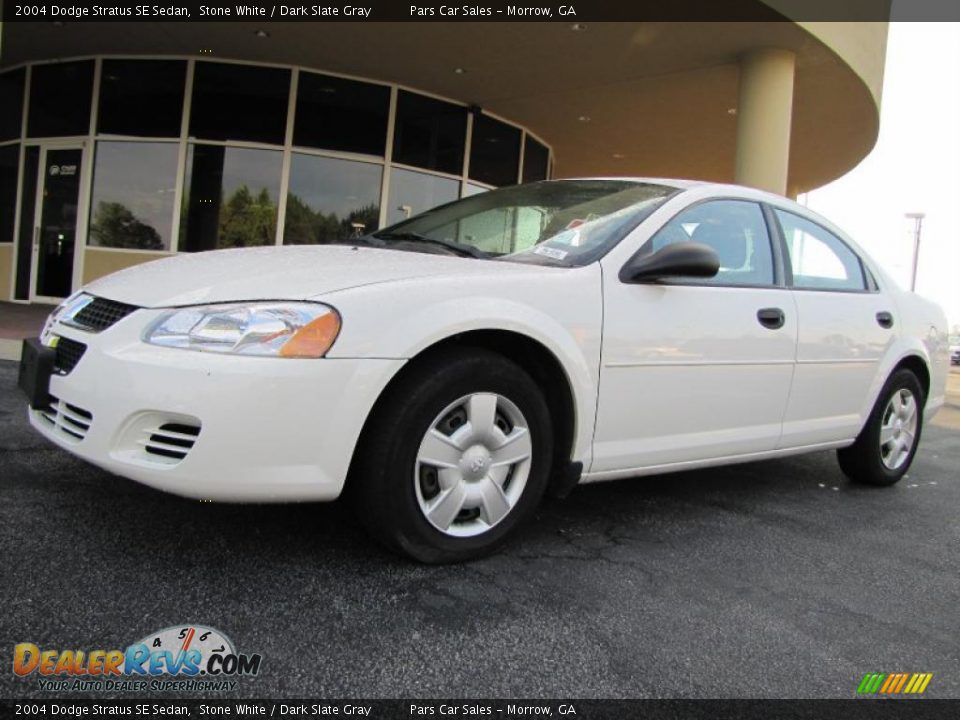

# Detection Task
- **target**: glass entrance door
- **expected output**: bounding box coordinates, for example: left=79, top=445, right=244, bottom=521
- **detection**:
left=31, top=146, right=84, bottom=301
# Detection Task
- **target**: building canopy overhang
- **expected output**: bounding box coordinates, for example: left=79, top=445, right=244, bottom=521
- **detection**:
left=2, top=15, right=886, bottom=193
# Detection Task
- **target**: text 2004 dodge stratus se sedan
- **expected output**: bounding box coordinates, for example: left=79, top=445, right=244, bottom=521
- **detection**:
left=19, top=179, right=949, bottom=562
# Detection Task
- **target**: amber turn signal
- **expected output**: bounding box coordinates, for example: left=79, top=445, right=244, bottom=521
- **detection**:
left=279, top=311, right=341, bottom=358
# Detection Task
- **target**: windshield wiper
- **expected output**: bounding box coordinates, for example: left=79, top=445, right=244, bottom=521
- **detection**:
left=372, top=231, right=490, bottom=259
left=331, top=235, right=387, bottom=248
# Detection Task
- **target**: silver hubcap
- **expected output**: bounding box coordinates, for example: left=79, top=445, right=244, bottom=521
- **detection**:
left=879, top=388, right=918, bottom=470
left=415, top=392, right=532, bottom=538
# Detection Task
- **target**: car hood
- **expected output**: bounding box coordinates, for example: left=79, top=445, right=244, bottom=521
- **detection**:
left=84, top=245, right=519, bottom=307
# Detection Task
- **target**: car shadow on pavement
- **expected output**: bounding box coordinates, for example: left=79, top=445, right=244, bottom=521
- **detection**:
left=16, top=440, right=852, bottom=569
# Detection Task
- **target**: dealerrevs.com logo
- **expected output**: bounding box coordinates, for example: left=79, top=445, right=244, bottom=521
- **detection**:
left=13, top=625, right=262, bottom=692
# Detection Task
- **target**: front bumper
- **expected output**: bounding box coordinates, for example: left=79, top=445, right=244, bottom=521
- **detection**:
left=27, top=309, right=404, bottom=502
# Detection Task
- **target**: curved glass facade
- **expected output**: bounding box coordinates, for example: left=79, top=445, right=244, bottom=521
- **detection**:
left=0, top=56, right=551, bottom=300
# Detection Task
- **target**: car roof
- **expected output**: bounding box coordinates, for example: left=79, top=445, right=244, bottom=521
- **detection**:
left=564, top=176, right=820, bottom=220
left=566, top=176, right=707, bottom=190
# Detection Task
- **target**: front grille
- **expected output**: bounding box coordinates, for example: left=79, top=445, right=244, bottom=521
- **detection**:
left=36, top=394, right=93, bottom=443
left=140, top=422, right=201, bottom=464
left=69, top=296, right=139, bottom=333
left=54, top=337, right=87, bottom=375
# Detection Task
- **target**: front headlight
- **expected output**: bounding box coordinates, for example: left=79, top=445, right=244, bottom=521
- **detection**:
left=144, top=302, right=341, bottom=358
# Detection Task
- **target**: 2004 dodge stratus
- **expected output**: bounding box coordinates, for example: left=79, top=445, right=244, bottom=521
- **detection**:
left=19, top=179, right=949, bottom=562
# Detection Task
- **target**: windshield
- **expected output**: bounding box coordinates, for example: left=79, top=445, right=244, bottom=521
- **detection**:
left=369, top=180, right=678, bottom=265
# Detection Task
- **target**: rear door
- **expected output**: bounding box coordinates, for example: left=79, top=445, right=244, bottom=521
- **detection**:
left=772, top=208, right=896, bottom=447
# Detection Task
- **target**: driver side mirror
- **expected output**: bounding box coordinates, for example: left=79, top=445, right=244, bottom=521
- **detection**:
left=619, top=242, right=720, bottom=283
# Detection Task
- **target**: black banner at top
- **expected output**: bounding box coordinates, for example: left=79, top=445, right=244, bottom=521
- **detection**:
left=3, top=0, right=960, bottom=23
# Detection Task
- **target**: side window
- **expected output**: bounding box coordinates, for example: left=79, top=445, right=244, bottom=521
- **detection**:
left=648, top=199, right=774, bottom=286
left=775, top=210, right=866, bottom=291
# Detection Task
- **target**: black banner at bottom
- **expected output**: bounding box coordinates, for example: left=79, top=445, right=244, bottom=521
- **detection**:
left=2, top=699, right=960, bottom=720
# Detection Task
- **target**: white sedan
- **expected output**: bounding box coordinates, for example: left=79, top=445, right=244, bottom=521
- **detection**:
left=19, top=179, right=949, bottom=562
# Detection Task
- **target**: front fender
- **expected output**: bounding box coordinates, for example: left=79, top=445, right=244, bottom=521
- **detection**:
left=320, top=267, right=603, bottom=466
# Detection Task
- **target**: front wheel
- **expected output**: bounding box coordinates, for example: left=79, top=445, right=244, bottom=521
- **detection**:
left=350, top=348, right=553, bottom=563
left=837, top=368, right=924, bottom=486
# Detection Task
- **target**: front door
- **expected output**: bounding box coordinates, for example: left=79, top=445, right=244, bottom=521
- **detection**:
left=30, top=145, right=84, bottom=302
left=592, top=198, right=798, bottom=476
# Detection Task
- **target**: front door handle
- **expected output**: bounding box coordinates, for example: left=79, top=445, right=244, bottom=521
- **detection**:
left=876, top=311, right=894, bottom=329
left=757, top=307, right=785, bottom=330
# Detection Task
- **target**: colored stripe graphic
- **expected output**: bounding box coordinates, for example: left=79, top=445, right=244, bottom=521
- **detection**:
left=879, top=674, right=897, bottom=693
left=857, top=673, right=885, bottom=694
left=893, top=673, right=909, bottom=693
left=857, top=674, right=878, bottom=693
left=858, top=672, right=932, bottom=695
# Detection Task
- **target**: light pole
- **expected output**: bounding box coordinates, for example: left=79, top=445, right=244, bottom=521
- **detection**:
left=905, top=212, right=925, bottom=292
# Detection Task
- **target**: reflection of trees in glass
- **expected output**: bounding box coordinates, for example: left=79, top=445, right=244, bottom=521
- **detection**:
left=90, top=201, right=163, bottom=250
left=218, top=185, right=277, bottom=248
left=283, top=193, right=379, bottom=245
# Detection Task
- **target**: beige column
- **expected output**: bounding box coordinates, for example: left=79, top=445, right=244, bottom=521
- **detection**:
left=734, top=48, right=796, bottom=196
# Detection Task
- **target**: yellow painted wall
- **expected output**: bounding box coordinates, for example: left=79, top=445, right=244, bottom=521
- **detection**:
left=82, top=248, right=171, bottom=285
left=763, top=3, right=888, bottom=109
left=0, top=245, right=13, bottom=301
left=798, top=21, right=889, bottom=108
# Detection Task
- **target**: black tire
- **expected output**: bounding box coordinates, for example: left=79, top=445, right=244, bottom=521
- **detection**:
left=349, top=347, right=553, bottom=563
left=837, top=368, right=925, bottom=486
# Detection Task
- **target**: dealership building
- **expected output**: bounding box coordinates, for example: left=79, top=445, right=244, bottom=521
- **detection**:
left=0, top=16, right=888, bottom=304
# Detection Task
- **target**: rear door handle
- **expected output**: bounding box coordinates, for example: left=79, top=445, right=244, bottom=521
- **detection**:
left=757, top=307, right=785, bottom=330
left=876, top=311, right=894, bottom=329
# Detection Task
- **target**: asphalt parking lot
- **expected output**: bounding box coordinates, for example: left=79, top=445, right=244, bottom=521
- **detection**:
left=2, top=359, right=959, bottom=700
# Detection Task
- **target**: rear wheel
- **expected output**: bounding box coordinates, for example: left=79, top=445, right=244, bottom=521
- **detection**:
left=351, top=348, right=553, bottom=563
left=837, top=368, right=924, bottom=486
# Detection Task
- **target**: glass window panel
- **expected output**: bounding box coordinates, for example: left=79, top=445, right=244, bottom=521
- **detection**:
left=387, top=168, right=459, bottom=225
left=284, top=154, right=382, bottom=245
left=522, top=136, right=549, bottom=183
left=463, top=183, right=490, bottom=198
left=294, top=72, right=389, bottom=156
left=0, top=145, right=20, bottom=243
left=0, top=68, right=25, bottom=141
left=451, top=205, right=545, bottom=255
left=392, top=91, right=467, bottom=175
left=469, top=114, right=521, bottom=187
left=181, top=144, right=282, bottom=252
left=35, top=147, right=82, bottom=298
left=27, top=61, right=94, bottom=138
left=189, top=62, right=290, bottom=145
left=88, top=142, right=179, bottom=251
left=384, top=179, right=673, bottom=265
left=649, top=200, right=774, bottom=286
left=15, top=147, right=39, bottom=300
left=775, top=210, right=866, bottom=290
left=98, top=60, right=186, bottom=138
